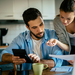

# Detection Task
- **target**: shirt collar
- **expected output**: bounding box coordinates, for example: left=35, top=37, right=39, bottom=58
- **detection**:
left=26, top=29, right=48, bottom=42
left=26, top=31, right=32, bottom=42
left=42, top=29, right=48, bottom=43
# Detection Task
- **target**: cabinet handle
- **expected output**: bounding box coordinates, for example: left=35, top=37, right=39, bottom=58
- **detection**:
left=43, top=15, right=48, bottom=17
left=5, top=15, right=13, bottom=17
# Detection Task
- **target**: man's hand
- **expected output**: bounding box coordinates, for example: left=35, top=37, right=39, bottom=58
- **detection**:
left=2, top=53, right=26, bottom=65
left=12, top=55, right=26, bottom=65
left=28, top=54, right=40, bottom=63
left=40, top=59, right=55, bottom=69
left=28, top=54, right=55, bottom=68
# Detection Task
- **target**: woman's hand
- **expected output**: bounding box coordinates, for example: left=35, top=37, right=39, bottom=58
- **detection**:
left=46, top=38, right=69, bottom=52
left=67, top=60, right=74, bottom=65
left=46, top=39, right=57, bottom=47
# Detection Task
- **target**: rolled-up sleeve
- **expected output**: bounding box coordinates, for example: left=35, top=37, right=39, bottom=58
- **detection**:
left=0, top=35, right=22, bottom=62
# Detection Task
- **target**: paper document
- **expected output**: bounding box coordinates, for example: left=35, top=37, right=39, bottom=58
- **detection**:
left=50, top=66, right=73, bottom=72
left=54, top=72, right=72, bottom=75
left=49, top=54, right=75, bottom=60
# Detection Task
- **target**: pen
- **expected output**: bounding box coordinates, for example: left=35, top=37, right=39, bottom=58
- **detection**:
left=68, top=68, right=71, bottom=72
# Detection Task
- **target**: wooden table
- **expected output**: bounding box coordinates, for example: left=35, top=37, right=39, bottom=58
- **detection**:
left=29, top=68, right=65, bottom=75
left=2, top=71, right=10, bottom=75
left=1, top=68, right=65, bottom=75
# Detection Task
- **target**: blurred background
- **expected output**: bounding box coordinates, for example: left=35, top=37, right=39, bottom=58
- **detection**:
left=0, top=0, right=63, bottom=45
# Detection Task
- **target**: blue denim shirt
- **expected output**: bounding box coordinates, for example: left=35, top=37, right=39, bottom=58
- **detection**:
left=0, top=29, right=63, bottom=70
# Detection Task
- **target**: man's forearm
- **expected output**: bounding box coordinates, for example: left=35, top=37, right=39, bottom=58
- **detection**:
left=2, top=53, right=12, bottom=63
left=40, top=59, right=55, bottom=68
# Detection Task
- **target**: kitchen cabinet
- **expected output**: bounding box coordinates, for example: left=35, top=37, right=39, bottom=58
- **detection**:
left=13, top=0, right=42, bottom=20
left=28, top=0, right=55, bottom=20
left=28, top=0, right=42, bottom=13
left=13, top=0, right=28, bottom=20
left=0, top=0, right=28, bottom=20
left=0, top=0, right=55, bottom=20
left=55, top=0, right=63, bottom=15
left=0, top=0, right=13, bottom=20
left=42, top=0, right=55, bottom=20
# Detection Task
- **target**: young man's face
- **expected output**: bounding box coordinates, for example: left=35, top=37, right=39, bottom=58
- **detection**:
left=27, top=16, right=45, bottom=40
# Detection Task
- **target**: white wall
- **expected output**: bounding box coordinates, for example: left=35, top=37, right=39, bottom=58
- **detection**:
left=0, top=24, right=28, bottom=44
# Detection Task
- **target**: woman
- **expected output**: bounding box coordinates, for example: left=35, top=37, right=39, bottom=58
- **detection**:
left=47, top=0, right=75, bottom=65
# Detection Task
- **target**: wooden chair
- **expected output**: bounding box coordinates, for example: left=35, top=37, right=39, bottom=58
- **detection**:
left=14, top=64, right=17, bottom=75
left=0, top=62, right=17, bottom=75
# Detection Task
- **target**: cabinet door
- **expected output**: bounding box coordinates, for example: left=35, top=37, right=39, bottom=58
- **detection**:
left=55, top=0, right=63, bottom=15
left=42, top=0, right=55, bottom=20
left=0, top=0, right=13, bottom=19
left=13, top=0, right=28, bottom=20
left=28, top=0, right=42, bottom=13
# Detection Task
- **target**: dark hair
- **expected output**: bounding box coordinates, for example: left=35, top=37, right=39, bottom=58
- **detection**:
left=60, top=0, right=75, bottom=12
left=22, top=8, right=42, bottom=27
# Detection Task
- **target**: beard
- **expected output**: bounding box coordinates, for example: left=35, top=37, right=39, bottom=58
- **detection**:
left=30, top=31, right=44, bottom=39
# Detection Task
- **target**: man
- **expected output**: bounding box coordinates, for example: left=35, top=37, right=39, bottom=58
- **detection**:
left=0, top=8, right=63, bottom=74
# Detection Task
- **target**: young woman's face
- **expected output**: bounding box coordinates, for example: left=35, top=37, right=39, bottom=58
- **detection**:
left=60, top=10, right=75, bottom=26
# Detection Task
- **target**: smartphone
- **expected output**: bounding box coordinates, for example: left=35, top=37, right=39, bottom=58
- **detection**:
left=12, top=49, right=33, bottom=63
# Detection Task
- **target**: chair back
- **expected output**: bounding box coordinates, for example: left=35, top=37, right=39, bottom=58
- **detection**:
left=0, top=68, right=2, bottom=75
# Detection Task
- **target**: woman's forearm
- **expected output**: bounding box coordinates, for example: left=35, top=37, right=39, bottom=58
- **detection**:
left=56, top=39, right=69, bottom=52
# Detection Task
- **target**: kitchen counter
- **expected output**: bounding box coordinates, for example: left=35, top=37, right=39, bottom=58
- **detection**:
left=0, top=46, right=8, bottom=49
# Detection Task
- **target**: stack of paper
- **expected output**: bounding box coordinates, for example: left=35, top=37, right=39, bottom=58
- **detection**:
left=49, top=54, right=75, bottom=60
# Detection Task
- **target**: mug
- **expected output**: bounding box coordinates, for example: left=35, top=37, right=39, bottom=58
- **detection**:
left=32, top=63, right=48, bottom=75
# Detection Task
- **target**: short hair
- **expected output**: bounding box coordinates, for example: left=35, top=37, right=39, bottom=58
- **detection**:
left=22, top=8, right=42, bottom=27
left=60, top=0, right=75, bottom=12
